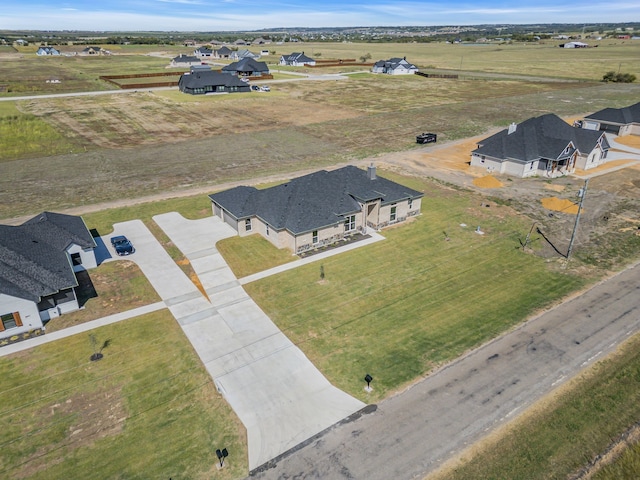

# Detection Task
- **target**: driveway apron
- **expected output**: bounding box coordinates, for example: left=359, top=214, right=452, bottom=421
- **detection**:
left=145, top=212, right=365, bottom=470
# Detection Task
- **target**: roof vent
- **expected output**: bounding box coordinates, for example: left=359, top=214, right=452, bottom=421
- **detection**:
left=508, top=122, right=517, bottom=134
left=367, top=163, right=376, bottom=180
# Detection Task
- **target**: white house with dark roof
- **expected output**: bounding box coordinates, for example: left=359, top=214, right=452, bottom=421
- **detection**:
left=170, top=54, right=202, bottom=68
left=0, top=212, right=97, bottom=344
left=279, top=52, right=316, bottom=66
left=36, top=46, right=60, bottom=56
left=214, top=46, right=233, bottom=59
left=209, top=165, right=423, bottom=254
left=470, top=114, right=610, bottom=177
left=371, top=57, right=419, bottom=75
left=582, top=102, right=640, bottom=136
left=194, top=46, right=213, bottom=58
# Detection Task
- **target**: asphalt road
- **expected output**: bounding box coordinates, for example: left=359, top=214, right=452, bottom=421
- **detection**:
left=250, top=262, right=640, bottom=479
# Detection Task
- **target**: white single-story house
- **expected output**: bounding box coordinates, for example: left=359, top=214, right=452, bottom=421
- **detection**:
left=371, top=57, right=419, bottom=75
left=470, top=114, right=610, bottom=177
left=0, top=212, right=97, bottom=345
left=581, top=102, right=640, bottom=136
left=194, top=46, right=213, bottom=58
left=279, top=52, right=316, bottom=66
left=36, top=46, right=60, bottom=56
left=209, top=165, right=423, bottom=254
left=231, top=49, right=260, bottom=60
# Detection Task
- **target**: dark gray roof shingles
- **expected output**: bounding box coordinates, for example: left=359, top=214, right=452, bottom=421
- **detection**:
left=209, top=166, right=423, bottom=235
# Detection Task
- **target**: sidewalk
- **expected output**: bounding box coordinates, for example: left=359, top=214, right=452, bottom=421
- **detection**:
left=0, top=302, right=165, bottom=358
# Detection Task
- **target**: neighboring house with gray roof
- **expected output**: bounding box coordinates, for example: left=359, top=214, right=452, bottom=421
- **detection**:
left=214, top=46, right=233, bottom=59
left=221, top=57, right=270, bottom=77
left=231, top=49, right=260, bottom=60
left=582, top=101, right=640, bottom=136
left=371, top=57, right=418, bottom=75
left=0, top=212, right=97, bottom=344
left=178, top=70, right=250, bottom=94
left=279, top=52, right=316, bottom=66
left=170, top=54, right=202, bottom=68
left=194, top=46, right=213, bottom=58
left=470, top=114, right=610, bottom=177
left=209, top=165, right=423, bottom=254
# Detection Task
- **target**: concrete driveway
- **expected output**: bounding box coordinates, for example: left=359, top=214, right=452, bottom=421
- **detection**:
left=108, top=214, right=365, bottom=470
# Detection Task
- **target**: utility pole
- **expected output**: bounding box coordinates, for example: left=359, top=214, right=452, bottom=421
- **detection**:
left=567, top=178, right=589, bottom=259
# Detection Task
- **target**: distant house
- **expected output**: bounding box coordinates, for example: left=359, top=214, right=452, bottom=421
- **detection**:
left=178, top=70, right=251, bottom=95
left=279, top=52, right=316, bottom=66
left=81, top=46, right=107, bottom=55
left=194, top=46, right=213, bottom=58
left=252, top=37, right=271, bottom=45
left=371, top=57, right=419, bottom=75
left=221, top=58, right=270, bottom=78
left=214, top=46, right=233, bottom=59
left=209, top=164, right=423, bottom=254
left=231, top=49, right=260, bottom=60
left=170, top=54, right=202, bottom=68
left=470, top=114, right=610, bottom=177
left=36, top=46, right=60, bottom=56
left=582, top=102, right=640, bottom=136
left=0, top=212, right=97, bottom=344
left=559, top=41, right=589, bottom=48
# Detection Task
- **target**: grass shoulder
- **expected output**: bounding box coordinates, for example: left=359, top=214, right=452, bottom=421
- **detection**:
left=0, top=310, right=248, bottom=479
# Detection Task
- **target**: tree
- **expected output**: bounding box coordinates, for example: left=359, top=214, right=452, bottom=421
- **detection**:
left=602, top=71, right=636, bottom=83
left=359, top=53, right=372, bottom=63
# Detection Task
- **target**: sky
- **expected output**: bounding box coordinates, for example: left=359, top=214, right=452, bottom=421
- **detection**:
left=1, top=0, right=639, bottom=32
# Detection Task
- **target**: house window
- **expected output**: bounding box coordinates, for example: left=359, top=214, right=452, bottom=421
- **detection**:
left=266, top=225, right=270, bottom=236
left=312, top=230, right=318, bottom=244
left=245, top=218, right=252, bottom=232
left=408, top=198, right=413, bottom=209
left=0, top=312, right=22, bottom=332
left=390, top=206, right=397, bottom=222
left=71, top=252, right=82, bottom=266
left=344, top=215, right=356, bottom=232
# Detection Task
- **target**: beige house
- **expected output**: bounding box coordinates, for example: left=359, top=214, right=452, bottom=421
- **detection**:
left=209, top=165, right=423, bottom=254
left=582, top=102, right=640, bottom=136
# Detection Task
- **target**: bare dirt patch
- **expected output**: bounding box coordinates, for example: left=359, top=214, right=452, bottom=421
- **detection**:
left=541, top=196, right=580, bottom=214
left=473, top=175, right=504, bottom=188
left=616, top=134, right=640, bottom=149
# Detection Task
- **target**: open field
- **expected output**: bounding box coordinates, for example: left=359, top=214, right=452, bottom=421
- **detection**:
left=427, top=330, right=640, bottom=480
left=2, top=78, right=639, bottom=220
left=0, top=310, right=248, bottom=479
left=244, top=174, right=587, bottom=402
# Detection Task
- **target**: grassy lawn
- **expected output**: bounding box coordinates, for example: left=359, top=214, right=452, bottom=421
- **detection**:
left=0, top=310, right=248, bottom=479
left=428, top=331, right=640, bottom=480
left=243, top=174, right=586, bottom=402
left=217, top=234, right=297, bottom=278
left=0, top=102, right=83, bottom=161
left=44, top=261, right=161, bottom=333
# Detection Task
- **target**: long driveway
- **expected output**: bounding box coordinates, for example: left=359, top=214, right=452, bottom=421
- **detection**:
left=120, top=213, right=365, bottom=470
left=251, top=262, right=640, bottom=479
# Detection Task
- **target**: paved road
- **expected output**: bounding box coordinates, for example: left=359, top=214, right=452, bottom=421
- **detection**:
left=251, top=262, right=640, bottom=479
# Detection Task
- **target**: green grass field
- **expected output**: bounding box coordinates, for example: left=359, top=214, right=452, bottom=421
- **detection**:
left=428, top=331, right=640, bottom=480
left=244, top=174, right=586, bottom=401
left=0, top=311, right=248, bottom=479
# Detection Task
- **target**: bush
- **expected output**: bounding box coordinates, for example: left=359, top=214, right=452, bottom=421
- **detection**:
left=602, top=71, right=636, bottom=83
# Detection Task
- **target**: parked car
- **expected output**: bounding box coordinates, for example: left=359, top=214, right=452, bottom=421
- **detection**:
left=111, top=235, right=135, bottom=256
left=251, top=85, right=260, bottom=91
left=260, top=85, right=271, bottom=92
left=416, top=132, right=437, bottom=144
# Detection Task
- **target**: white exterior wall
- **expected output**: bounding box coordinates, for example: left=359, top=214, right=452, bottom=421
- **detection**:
left=502, top=160, right=529, bottom=177
left=619, top=124, right=640, bottom=136
left=66, top=243, right=97, bottom=272
left=581, top=120, right=600, bottom=131
left=0, top=294, right=43, bottom=340
left=470, top=153, right=505, bottom=173
left=575, top=147, right=604, bottom=170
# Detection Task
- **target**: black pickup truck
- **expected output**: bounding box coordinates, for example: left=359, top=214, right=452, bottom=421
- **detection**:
left=416, top=132, right=437, bottom=144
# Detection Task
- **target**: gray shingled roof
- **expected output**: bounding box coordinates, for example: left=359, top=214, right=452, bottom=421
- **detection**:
left=0, top=212, right=93, bottom=302
left=178, top=70, right=249, bottom=90
left=222, top=57, right=269, bottom=74
left=209, top=166, right=423, bottom=235
left=473, top=114, right=607, bottom=162
left=584, top=102, right=640, bottom=125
